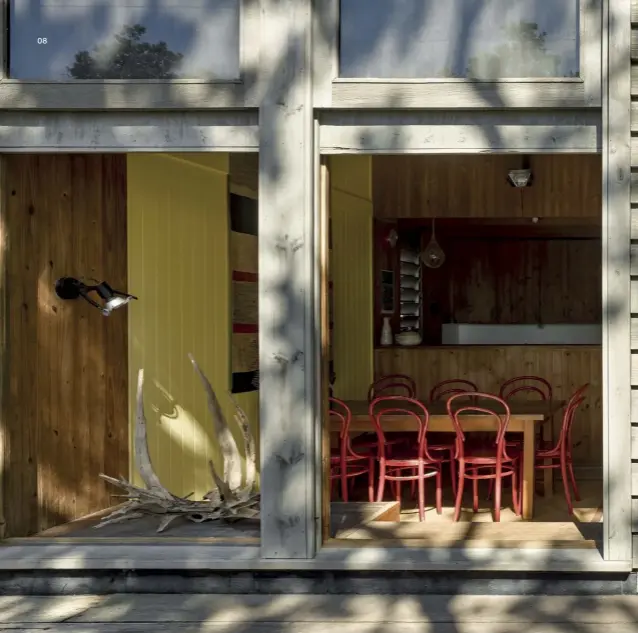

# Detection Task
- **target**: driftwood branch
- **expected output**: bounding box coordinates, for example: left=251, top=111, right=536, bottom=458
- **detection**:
left=95, top=356, right=259, bottom=533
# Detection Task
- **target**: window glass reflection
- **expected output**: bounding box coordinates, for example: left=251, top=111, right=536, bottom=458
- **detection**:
left=9, top=0, right=240, bottom=80
left=340, top=0, right=579, bottom=79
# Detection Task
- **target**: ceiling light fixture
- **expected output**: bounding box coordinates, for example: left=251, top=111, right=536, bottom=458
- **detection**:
left=507, top=155, right=533, bottom=188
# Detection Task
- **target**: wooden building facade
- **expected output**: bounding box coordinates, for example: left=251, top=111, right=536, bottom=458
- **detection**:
left=0, top=0, right=633, bottom=579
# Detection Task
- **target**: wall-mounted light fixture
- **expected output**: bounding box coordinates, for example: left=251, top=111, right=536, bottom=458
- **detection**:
left=507, top=155, right=533, bottom=188
left=54, top=277, right=137, bottom=316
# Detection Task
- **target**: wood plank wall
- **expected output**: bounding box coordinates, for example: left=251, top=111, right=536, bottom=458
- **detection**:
left=376, top=346, right=602, bottom=468
left=420, top=236, right=601, bottom=344
left=631, top=0, right=638, bottom=563
left=373, top=154, right=602, bottom=219
left=2, top=154, right=129, bottom=537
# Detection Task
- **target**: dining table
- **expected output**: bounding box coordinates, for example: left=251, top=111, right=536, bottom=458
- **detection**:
left=333, top=399, right=565, bottom=520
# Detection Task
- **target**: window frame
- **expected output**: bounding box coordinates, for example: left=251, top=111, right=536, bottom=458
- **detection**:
left=313, top=0, right=602, bottom=108
left=0, top=0, right=259, bottom=109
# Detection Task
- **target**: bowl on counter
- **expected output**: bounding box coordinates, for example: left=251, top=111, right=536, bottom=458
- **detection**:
left=395, top=331, right=422, bottom=346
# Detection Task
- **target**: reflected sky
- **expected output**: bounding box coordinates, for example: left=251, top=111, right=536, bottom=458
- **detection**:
left=9, top=0, right=240, bottom=79
left=340, top=0, right=579, bottom=78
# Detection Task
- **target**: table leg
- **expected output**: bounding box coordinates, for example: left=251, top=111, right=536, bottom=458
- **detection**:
left=522, top=419, right=536, bottom=520
left=543, top=417, right=554, bottom=498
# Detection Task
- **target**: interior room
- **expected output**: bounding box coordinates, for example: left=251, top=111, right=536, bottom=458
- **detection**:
left=325, top=153, right=603, bottom=550
left=2, top=152, right=261, bottom=543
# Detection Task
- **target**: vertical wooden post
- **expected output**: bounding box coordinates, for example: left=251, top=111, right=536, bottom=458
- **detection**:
left=319, top=158, right=331, bottom=544
left=0, top=155, right=7, bottom=540
left=602, top=0, right=632, bottom=561
left=258, top=0, right=316, bottom=558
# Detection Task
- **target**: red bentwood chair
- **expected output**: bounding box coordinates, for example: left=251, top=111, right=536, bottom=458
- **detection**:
left=534, top=390, right=586, bottom=515
left=430, top=379, right=479, bottom=402
left=329, top=397, right=374, bottom=502
left=368, top=374, right=417, bottom=402
left=370, top=396, right=444, bottom=521
left=499, top=376, right=552, bottom=401
left=427, top=379, right=480, bottom=496
left=447, top=392, right=521, bottom=522
left=353, top=374, right=417, bottom=453
left=500, top=375, right=553, bottom=449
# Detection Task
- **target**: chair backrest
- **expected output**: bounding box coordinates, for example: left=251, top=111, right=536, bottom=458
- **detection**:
left=369, top=396, right=436, bottom=460
left=368, top=374, right=416, bottom=402
left=572, top=383, right=590, bottom=400
left=446, top=392, right=512, bottom=462
left=555, top=390, right=586, bottom=454
left=500, top=375, right=552, bottom=401
left=429, top=379, right=478, bottom=402
left=329, top=397, right=358, bottom=459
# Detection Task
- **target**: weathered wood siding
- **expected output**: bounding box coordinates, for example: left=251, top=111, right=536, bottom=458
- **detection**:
left=2, top=154, right=129, bottom=537
left=630, top=0, right=638, bottom=563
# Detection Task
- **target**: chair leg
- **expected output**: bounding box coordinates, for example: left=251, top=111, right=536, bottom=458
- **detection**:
left=494, top=468, right=502, bottom=523
left=376, top=462, right=386, bottom=502
left=560, top=458, right=574, bottom=515
left=449, top=450, right=457, bottom=497
left=417, top=462, right=425, bottom=522
left=341, top=472, right=349, bottom=502
left=395, top=480, right=402, bottom=503
left=410, top=468, right=417, bottom=498
left=367, top=457, right=375, bottom=503
left=472, top=475, right=479, bottom=513
left=435, top=469, right=443, bottom=514
left=512, top=467, right=521, bottom=516
left=567, top=461, right=581, bottom=501
left=453, top=461, right=465, bottom=522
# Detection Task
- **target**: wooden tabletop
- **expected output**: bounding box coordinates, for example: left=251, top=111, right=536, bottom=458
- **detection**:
left=344, top=399, right=564, bottom=419
left=336, top=399, right=565, bottom=433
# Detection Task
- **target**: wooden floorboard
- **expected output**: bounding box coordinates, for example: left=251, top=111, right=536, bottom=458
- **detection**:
left=12, top=481, right=601, bottom=551
left=329, top=521, right=600, bottom=549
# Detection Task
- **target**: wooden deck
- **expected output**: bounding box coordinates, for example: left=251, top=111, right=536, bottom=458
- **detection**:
left=12, top=481, right=602, bottom=551
left=20, top=501, right=401, bottom=544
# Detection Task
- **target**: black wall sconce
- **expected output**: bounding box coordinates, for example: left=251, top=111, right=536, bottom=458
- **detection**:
left=55, top=277, right=137, bottom=316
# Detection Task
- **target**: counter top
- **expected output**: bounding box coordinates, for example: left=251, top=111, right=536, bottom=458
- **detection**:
left=376, top=344, right=602, bottom=351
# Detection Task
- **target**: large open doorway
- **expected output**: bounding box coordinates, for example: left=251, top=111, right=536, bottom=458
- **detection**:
left=1, top=152, right=261, bottom=544
left=322, top=153, right=603, bottom=551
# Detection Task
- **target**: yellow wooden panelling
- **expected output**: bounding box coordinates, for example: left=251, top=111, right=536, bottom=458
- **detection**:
left=127, top=153, right=258, bottom=500
left=330, top=156, right=374, bottom=400
left=330, top=155, right=372, bottom=200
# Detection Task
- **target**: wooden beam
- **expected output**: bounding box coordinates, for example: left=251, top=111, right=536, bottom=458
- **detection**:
left=0, top=156, right=6, bottom=540
left=321, top=117, right=601, bottom=154
left=603, top=0, right=633, bottom=562
left=258, top=0, right=316, bottom=559
left=0, top=112, right=259, bottom=152
left=330, top=83, right=594, bottom=110
left=0, top=83, right=247, bottom=110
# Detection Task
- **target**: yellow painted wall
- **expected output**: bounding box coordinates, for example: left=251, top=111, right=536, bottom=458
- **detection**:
left=127, top=153, right=259, bottom=498
left=329, top=156, right=374, bottom=400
